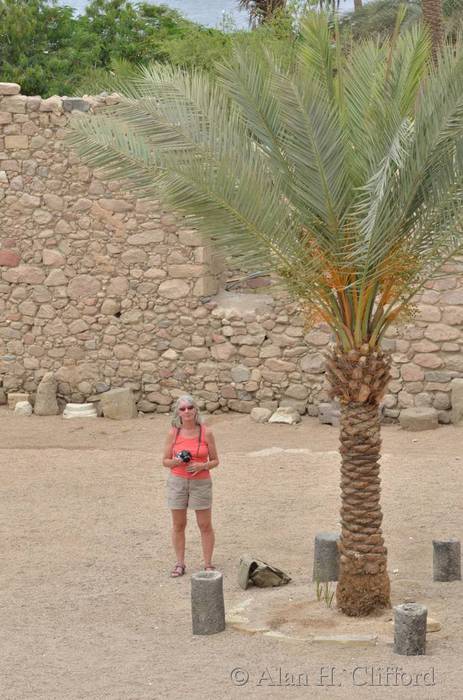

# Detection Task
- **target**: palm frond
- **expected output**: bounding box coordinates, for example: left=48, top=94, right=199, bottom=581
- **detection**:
left=67, top=13, right=463, bottom=351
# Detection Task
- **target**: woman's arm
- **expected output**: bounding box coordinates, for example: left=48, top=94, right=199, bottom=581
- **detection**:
left=204, top=427, right=219, bottom=471
left=162, top=428, right=182, bottom=469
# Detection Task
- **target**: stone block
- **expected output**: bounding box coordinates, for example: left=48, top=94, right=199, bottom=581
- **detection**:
left=137, top=399, right=156, bottom=413
left=269, top=407, right=301, bottom=424
left=228, top=399, right=254, bottom=413
left=7, top=392, right=30, bottom=410
left=0, top=96, right=26, bottom=113
left=279, top=397, right=307, bottom=414
left=211, top=342, right=235, bottom=361
left=100, top=387, right=138, bottom=420
left=399, top=407, right=439, bottom=431
left=67, top=274, right=101, bottom=299
left=42, top=249, right=65, bottom=267
left=62, top=98, right=90, bottom=112
left=5, top=135, right=28, bottom=150
left=284, top=383, right=309, bottom=400
left=3, top=265, right=45, bottom=285
left=158, top=279, right=189, bottom=299
left=231, top=365, right=251, bottom=383
left=401, top=364, right=425, bottom=382
left=34, top=372, right=59, bottom=416
left=39, top=96, right=62, bottom=112
left=0, top=82, right=20, bottom=95
left=127, top=230, right=164, bottom=245
left=414, top=354, right=443, bottom=369
left=193, top=275, right=219, bottom=297
left=250, top=407, right=272, bottom=423
left=0, top=250, right=20, bottom=267
left=45, top=269, right=67, bottom=286
left=168, top=264, right=207, bottom=278
left=451, top=378, right=463, bottom=425
left=14, top=401, right=32, bottom=416
left=300, top=353, right=325, bottom=374
left=424, top=324, right=459, bottom=342
left=318, top=402, right=333, bottom=424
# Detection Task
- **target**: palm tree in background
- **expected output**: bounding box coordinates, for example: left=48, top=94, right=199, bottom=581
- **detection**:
left=422, top=0, right=444, bottom=57
left=69, top=14, right=463, bottom=616
left=238, top=0, right=286, bottom=25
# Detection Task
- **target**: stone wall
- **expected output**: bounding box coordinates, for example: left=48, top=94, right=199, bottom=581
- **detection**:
left=1, top=82, right=463, bottom=420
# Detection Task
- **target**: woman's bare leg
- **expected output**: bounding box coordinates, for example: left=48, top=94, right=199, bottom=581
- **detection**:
left=195, top=508, right=215, bottom=568
left=171, top=509, right=187, bottom=564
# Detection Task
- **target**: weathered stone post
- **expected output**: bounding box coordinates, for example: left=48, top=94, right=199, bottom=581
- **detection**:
left=451, top=378, right=463, bottom=425
left=312, top=532, right=340, bottom=582
left=191, top=571, right=225, bottom=635
left=394, top=603, right=427, bottom=655
left=433, top=539, right=461, bottom=581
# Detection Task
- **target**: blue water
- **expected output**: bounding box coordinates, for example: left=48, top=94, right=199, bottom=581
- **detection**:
left=64, top=1, right=357, bottom=28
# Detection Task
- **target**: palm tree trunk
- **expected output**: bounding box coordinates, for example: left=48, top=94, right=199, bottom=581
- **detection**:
left=326, top=346, right=391, bottom=616
left=422, top=0, right=444, bottom=61
left=354, top=0, right=363, bottom=10
left=336, top=400, right=390, bottom=615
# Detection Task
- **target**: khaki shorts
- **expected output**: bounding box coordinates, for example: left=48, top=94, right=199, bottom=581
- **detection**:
left=167, top=473, right=212, bottom=510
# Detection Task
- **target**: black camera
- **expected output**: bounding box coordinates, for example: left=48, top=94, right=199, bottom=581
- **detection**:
left=176, top=450, right=192, bottom=463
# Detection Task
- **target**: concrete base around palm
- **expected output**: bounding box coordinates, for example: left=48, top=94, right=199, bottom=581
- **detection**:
left=226, top=578, right=444, bottom=646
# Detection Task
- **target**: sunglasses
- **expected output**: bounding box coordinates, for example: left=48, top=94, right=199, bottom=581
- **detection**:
left=179, top=405, right=194, bottom=412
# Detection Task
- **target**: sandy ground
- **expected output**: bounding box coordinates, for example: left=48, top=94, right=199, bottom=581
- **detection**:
left=1, top=407, right=462, bottom=700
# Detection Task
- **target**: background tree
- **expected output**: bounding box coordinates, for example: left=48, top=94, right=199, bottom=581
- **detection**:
left=342, top=0, right=420, bottom=39
left=0, top=0, right=237, bottom=96
left=79, top=0, right=197, bottom=67
left=0, top=0, right=97, bottom=96
left=239, top=0, right=287, bottom=26
left=342, top=0, right=463, bottom=41
left=422, top=0, right=444, bottom=57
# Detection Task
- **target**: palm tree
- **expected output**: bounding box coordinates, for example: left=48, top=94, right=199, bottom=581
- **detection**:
left=69, top=14, right=463, bottom=616
left=239, top=0, right=286, bottom=26
left=422, top=0, right=444, bottom=58
left=342, top=0, right=421, bottom=40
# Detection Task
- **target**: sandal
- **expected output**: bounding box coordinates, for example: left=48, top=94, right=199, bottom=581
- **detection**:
left=170, top=563, right=186, bottom=578
left=204, top=565, right=216, bottom=571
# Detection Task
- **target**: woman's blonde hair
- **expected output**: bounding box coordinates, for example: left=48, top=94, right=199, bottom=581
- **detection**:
left=171, top=394, right=203, bottom=428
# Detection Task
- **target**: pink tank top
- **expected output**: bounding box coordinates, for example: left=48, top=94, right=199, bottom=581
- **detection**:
left=171, top=425, right=210, bottom=480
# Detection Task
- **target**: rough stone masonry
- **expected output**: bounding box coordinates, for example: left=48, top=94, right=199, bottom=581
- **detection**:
left=1, top=82, right=463, bottom=420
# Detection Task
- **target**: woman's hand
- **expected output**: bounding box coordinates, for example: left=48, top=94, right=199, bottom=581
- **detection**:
left=186, top=462, right=207, bottom=474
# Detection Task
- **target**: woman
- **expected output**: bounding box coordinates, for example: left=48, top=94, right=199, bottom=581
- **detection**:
left=162, top=394, right=219, bottom=577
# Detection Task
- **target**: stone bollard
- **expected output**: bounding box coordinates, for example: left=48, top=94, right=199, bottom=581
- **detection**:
left=318, top=403, right=333, bottom=425
left=191, top=570, right=225, bottom=635
left=394, top=603, right=427, bottom=655
left=433, top=539, right=461, bottom=582
left=312, top=532, right=340, bottom=582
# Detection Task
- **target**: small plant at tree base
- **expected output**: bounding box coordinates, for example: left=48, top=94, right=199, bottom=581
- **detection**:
left=315, top=580, right=336, bottom=608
